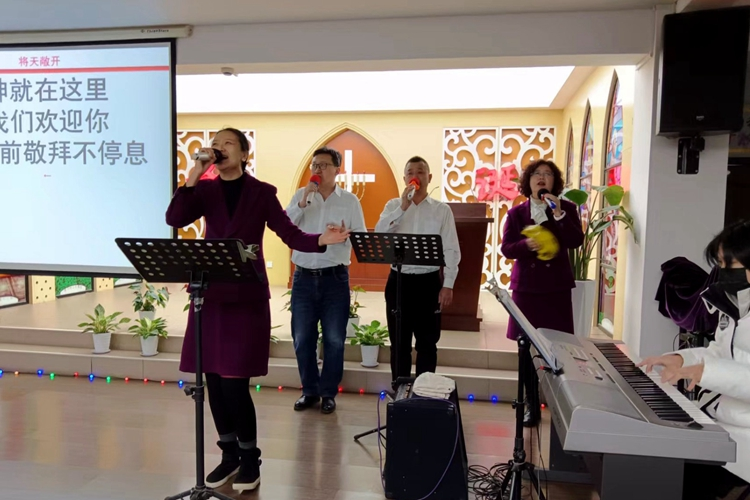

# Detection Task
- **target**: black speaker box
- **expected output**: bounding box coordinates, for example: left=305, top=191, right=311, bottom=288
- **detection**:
left=383, top=388, right=469, bottom=500
left=658, top=7, right=750, bottom=136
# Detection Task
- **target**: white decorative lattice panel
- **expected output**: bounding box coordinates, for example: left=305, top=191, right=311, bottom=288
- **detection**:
left=442, top=127, right=556, bottom=288
left=176, top=129, right=256, bottom=239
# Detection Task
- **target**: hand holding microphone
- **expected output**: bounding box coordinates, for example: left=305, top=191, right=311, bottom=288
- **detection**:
left=401, top=178, right=420, bottom=210
left=301, top=174, right=321, bottom=207
left=537, top=188, right=562, bottom=217
left=187, top=148, right=224, bottom=187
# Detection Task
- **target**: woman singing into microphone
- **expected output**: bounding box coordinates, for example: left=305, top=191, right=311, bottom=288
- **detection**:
left=166, top=128, right=349, bottom=492
left=500, top=159, right=584, bottom=427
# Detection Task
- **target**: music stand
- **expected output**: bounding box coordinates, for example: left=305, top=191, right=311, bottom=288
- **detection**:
left=485, top=278, right=563, bottom=500
left=348, top=232, right=445, bottom=442
left=115, top=237, right=261, bottom=500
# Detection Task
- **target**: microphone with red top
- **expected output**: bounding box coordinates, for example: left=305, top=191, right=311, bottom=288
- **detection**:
left=306, top=174, right=321, bottom=205
left=407, top=178, right=420, bottom=201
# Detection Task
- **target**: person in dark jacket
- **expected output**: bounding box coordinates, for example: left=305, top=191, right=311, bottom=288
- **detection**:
left=500, top=159, right=584, bottom=426
left=166, top=128, right=349, bottom=492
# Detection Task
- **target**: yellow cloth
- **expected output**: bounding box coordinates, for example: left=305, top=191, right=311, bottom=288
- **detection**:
left=521, top=225, right=559, bottom=261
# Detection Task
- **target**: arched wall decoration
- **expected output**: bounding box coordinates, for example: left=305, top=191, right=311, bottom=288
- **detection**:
left=597, top=74, right=623, bottom=334
left=442, top=127, right=556, bottom=288
left=579, top=103, right=595, bottom=226
left=175, top=129, right=256, bottom=239
left=565, top=122, right=575, bottom=187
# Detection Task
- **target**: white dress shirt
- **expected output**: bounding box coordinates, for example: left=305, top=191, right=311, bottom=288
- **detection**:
left=374, top=196, right=461, bottom=288
left=286, top=185, right=367, bottom=269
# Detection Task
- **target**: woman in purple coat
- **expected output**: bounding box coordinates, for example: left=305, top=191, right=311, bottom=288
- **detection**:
left=500, top=159, right=584, bottom=426
left=166, top=128, right=349, bottom=492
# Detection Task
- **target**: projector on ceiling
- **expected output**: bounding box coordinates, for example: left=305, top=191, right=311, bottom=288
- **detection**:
left=0, top=25, right=193, bottom=45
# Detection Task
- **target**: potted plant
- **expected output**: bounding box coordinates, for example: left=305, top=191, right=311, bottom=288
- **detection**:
left=347, top=285, right=366, bottom=338
left=562, top=185, right=636, bottom=337
left=128, top=317, right=168, bottom=357
left=350, top=320, right=389, bottom=367
left=78, top=304, right=131, bottom=354
left=130, top=282, right=170, bottom=320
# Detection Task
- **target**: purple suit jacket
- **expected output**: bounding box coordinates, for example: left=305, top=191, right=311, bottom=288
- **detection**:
left=165, top=173, right=324, bottom=302
left=500, top=199, right=584, bottom=293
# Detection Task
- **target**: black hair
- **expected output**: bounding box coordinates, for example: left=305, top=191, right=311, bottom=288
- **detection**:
left=312, top=147, right=341, bottom=167
left=217, top=128, right=249, bottom=168
left=405, top=156, right=429, bottom=172
left=519, top=159, right=564, bottom=198
left=715, top=220, right=750, bottom=269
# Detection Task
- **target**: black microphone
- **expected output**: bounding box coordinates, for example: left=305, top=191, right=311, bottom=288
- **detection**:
left=537, top=188, right=557, bottom=210
left=191, top=148, right=225, bottom=163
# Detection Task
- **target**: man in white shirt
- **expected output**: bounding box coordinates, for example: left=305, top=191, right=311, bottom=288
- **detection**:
left=375, top=156, right=460, bottom=382
left=285, top=147, right=367, bottom=414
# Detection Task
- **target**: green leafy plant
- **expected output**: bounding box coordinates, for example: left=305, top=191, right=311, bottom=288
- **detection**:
left=281, top=289, right=292, bottom=312
left=349, top=285, right=366, bottom=318
left=562, top=185, right=636, bottom=281
left=128, top=317, right=169, bottom=339
left=349, top=320, right=389, bottom=347
left=78, top=304, right=130, bottom=334
left=130, top=283, right=170, bottom=313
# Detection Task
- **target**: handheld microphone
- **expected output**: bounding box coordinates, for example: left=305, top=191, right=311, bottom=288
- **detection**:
left=191, top=148, right=225, bottom=163
left=306, top=174, right=321, bottom=205
left=537, top=188, right=557, bottom=210
left=407, top=178, right=420, bottom=201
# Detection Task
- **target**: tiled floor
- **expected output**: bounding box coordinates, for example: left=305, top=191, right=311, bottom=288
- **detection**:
left=0, top=373, right=599, bottom=500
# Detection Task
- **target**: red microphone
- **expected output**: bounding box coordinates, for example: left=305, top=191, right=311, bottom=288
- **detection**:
left=407, top=178, right=420, bottom=201
left=306, top=174, right=321, bottom=205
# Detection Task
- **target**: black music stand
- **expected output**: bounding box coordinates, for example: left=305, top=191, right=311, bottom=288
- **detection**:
left=485, top=278, right=562, bottom=500
left=348, top=232, right=445, bottom=442
left=115, top=237, right=261, bottom=500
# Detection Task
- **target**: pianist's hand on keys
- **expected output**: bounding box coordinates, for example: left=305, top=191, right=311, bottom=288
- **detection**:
left=638, top=355, right=705, bottom=397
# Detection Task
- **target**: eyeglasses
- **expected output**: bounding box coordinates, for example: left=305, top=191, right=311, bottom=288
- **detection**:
left=532, top=171, right=554, bottom=178
left=310, top=162, right=335, bottom=170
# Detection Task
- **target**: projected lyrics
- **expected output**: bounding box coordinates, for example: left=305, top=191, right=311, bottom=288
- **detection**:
left=0, top=76, right=148, bottom=166
left=0, top=77, right=108, bottom=103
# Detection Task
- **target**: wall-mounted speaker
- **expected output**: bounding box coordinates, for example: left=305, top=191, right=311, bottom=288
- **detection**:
left=658, top=7, right=750, bottom=137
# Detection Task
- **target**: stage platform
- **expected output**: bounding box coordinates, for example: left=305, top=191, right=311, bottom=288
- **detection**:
left=0, top=284, right=602, bottom=401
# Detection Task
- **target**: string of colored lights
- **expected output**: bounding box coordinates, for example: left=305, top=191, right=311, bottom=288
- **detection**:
left=0, top=368, right=513, bottom=404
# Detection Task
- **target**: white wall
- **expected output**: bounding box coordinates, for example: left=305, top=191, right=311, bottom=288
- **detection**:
left=624, top=5, right=729, bottom=358
left=175, top=10, right=656, bottom=74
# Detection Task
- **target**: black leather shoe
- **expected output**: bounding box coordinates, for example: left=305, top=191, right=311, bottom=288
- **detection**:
left=523, top=407, right=539, bottom=428
left=321, top=397, right=336, bottom=414
left=294, top=395, right=320, bottom=411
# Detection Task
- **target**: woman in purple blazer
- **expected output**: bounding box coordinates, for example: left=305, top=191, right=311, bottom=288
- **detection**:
left=166, top=128, right=349, bottom=492
left=500, top=159, right=584, bottom=426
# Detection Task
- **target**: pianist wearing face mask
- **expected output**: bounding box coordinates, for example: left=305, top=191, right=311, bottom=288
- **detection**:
left=639, top=220, right=750, bottom=498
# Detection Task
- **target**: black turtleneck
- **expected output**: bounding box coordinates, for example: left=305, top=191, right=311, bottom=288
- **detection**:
left=220, top=176, right=244, bottom=218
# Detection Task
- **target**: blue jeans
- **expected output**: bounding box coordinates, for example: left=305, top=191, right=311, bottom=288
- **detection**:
left=290, top=266, right=350, bottom=398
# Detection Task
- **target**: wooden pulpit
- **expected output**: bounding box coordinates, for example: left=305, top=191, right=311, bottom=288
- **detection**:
left=441, top=203, right=493, bottom=331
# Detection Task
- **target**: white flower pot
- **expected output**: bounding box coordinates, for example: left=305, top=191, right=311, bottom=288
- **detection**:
left=92, top=333, right=111, bottom=354
left=360, top=345, right=380, bottom=367
left=317, top=344, right=323, bottom=366
left=346, top=317, right=360, bottom=338
left=139, top=310, right=156, bottom=321
left=571, top=280, right=596, bottom=338
left=140, top=336, right=159, bottom=357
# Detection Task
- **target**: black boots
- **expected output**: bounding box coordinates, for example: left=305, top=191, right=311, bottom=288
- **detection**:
left=233, top=447, right=262, bottom=493
left=205, top=440, right=240, bottom=488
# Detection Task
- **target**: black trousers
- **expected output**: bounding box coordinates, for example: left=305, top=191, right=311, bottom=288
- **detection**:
left=384, top=270, right=442, bottom=381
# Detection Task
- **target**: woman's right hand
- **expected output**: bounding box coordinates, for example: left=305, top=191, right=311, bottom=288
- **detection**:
left=637, top=354, right=684, bottom=373
left=525, top=238, right=541, bottom=252
left=186, top=148, right=215, bottom=187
